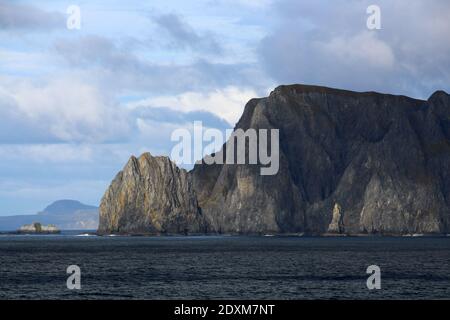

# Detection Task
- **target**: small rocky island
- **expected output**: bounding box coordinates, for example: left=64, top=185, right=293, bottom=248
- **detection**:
left=18, top=222, right=60, bottom=234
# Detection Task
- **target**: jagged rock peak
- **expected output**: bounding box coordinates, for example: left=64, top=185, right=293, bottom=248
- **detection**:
left=429, top=90, right=449, bottom=98
left=98, top=152, right=204, bottom=235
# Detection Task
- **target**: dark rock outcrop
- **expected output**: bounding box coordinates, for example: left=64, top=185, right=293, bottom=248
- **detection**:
left=99, top=84, right=450, bottom=235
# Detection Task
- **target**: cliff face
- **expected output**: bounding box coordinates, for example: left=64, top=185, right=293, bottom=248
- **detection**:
left=98, top=153, right=204, bottom=234
left=193, top=85, right=450, bottom=235
left=99, top=85, right=450, bottom=235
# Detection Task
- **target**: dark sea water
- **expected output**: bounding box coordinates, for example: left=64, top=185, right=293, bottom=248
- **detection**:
left=0, top=233, right=449, bottom=299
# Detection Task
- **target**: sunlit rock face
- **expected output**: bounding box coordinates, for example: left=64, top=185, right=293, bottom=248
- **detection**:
left=327, top=204, right=344, bottom=234
left=99, top=85, right=450, bottom=235
left=98, top=153, right=205, bottom=235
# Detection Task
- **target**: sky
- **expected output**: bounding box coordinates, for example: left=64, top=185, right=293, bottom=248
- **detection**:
left=0, top=0, right=449, bottom=215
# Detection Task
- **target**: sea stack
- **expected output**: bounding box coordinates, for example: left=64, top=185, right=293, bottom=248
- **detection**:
left=98, top=153, right=205, bottom=235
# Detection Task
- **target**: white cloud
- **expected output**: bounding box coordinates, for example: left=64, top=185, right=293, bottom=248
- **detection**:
left=319, top=32, right=395, bottom=69
left=127, top=86, right=259, bottom=125
left=260, top=0, right=450, bottom=97
left=0, top=75, right=130, bottom=143
left=0, top=0, right=64, bottom=31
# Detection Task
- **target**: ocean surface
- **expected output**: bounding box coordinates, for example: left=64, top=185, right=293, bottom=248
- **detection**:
left=0, top=233, right=449, bottom=299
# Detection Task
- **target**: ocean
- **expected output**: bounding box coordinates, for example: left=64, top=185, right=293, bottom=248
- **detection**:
left=0, top=233, right=449, bottom=299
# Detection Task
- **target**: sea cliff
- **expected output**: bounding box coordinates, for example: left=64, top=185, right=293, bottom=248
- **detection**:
left=98, top=85, right=450, bottom=235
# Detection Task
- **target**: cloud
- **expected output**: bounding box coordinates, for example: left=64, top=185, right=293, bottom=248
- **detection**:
left=0, top=75, right=131, bottom=143
left=0, top=49, right=54, bottom=76
left=0, top=71, right=253, bottom=146
left=231, top=0, right=273, bottom=8
left=131, top=105, right=234, bottom=154
left=132, top=105, right=231, bottom=128
left=53, top=35, right=268, bottom=95
left=208, top=0, right=273, bottom=11
left=0, top=0, right=65, bottom=31
left=320, top=32, right=394, bottom=69
left=153, top=13, right=223, bottom=54
left=258, top=0, right=450, bottom=97
left=0, top=144, right=94, bottom=163
left=126, top=86, right=258, bottom=125
left=54, top=35, right=134, bottom=69
left=0, top=108, right=61, bottom=144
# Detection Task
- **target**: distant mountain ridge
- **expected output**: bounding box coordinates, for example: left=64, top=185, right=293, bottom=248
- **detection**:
left=38, top=200, right=97, bottom=215
left=0, top=200, right=98, bottom=231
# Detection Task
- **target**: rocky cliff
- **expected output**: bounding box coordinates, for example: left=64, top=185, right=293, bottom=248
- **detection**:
left=98, top=153, right=204, bottom=234
left=99, top=84, right=450, bottom=235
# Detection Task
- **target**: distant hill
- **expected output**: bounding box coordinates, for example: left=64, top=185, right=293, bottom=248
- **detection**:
left=0, top=200, right=99, bottom=231
left=38, top=200, right=97, bottom=215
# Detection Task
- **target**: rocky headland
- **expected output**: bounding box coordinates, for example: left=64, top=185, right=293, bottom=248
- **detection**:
left=98, top=84, right=450, bottom=236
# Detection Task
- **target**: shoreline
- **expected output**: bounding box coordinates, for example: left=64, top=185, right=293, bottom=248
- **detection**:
left=95, top=232, right=450, bottom=238
left=1, top=230, right=449, bottom=238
